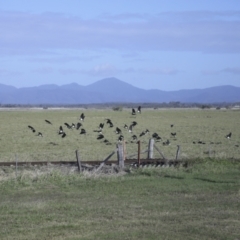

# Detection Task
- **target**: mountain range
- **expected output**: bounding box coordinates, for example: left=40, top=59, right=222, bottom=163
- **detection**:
left=0, top=77, right=239, bottom=104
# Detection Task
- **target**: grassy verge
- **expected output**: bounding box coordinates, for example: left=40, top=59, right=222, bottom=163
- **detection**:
left=0, top=159, right=240, bottom=240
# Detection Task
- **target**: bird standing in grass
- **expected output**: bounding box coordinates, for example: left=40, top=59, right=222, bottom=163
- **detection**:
left=171, top=132, right=177, bottom=137
left=137, top=106, right=141, bottom=113
left=58, top=126, right=63, bottom=134
left=225, top=132, right=232, bottom=139
left=115, top=127, right=122, bottom=134
left=99, top=123, right=104, bottom=130
left=80, top=113, right=85, bottom=121
left=37, top=132, right=43, bottom=137
left=80, top=128, right=86, bottom=135
left=76, top=122, right=82, bottom=130
left=118, top=135, right=124, bottom=142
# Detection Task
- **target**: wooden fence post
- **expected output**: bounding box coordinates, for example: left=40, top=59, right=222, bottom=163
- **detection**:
left=148, top=138, right=154, bottom=159
left=137, top=141, right=141, bottom=167
left=175, top=145, right=181, bottom=161
left=75, top=150, right=82, bottom=173
left=123, top=140, right=126, bottom=161
left=117, top=143, right=124, bottom=169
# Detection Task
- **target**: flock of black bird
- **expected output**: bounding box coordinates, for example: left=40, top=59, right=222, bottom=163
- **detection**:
left=27, top=107, right=148, bottom=145
left=27, top=106, right=236, bottom=148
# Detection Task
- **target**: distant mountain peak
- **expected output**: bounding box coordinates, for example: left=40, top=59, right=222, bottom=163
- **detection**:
left=85, top=77, right=140, bottom=92
left=0, top=78, right=240, bottom=104
left=60, top=82, right=84, bottom=90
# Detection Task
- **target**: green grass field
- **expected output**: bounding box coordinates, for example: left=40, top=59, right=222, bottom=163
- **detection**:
left=0, top=108, right=239, bottom=162
left=0, top=159, right=239, bottom=239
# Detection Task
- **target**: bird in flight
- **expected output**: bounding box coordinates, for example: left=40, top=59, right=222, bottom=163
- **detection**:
left=45, top=119, right=52, bottom=125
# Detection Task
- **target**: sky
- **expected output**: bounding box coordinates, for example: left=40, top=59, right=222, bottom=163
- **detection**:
left=0, top=0, right=240, bottom=91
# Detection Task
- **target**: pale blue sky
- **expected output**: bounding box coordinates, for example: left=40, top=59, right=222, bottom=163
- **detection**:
left=0, top=0, right=240, bottom=90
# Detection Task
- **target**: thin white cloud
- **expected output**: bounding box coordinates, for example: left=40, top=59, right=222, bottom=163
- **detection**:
left=139, top=67, right=182, bottom=75
left=0, top=10, right=240, bottom=56
left=202, top=67, right=240, bottom=75
left=58, top=65, right=180, bottom=77
left=32, top=67, right=54, bottom=74
left=221, top=67, right=240, bottom=74
left=58, top=68, right=83, bottom=75
left=59, top=64, right=119, bottom=76
left=121, top=52, right=140, bottom=58
left=28, top=55, right=100, bottom=63
left=0, top=69, right=23, bottom=76
left=201, top=70, right=219, bottom=75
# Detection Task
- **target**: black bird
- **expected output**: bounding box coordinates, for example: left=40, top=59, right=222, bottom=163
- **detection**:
left=62, top=132, right=66, bottom=138
left=171, top=132, right=177, bottom=137
left=80, top=113, right=85, bottom=121
left=115, top=127, right=122, bottom=134
left=64, top=123, right=71, bottom=129
left=132, top=108, right=136, bottom=115
left=128, top=124, right=133, bottom=133
left=76, top=122, right=82, bottom=130
left=45, top=120, right=52, bottom=125
left=106, top=119, right=114, bottom=128
left=94, top=129, right=103, bottom=134
left=118, top=135, right=124, bottom=142
left=103, top=139, right=111, bottom=145
left=106, top=118, right=112, bottom=124
left=152, top=132, right=161, bottom=140
left=99, top=123, right=104, bottom=130
left=132, top=121, right=137, bottom=126
left=225, top=132, right=232, bottom=139
left=97, top=134, right=104, bottom=140
left=124, top=124, right=128, bottom=129
left=156, top=136, right=162, bottom=140
left=131, top=135, right=138, bottom=141
left=71, top=123, right=75, bottom=129
left=139, top=131, right=145, bottom=137
left=37, top=132, right=43, bottom=137
left=28, top=125, right=36, bottom=133
left=152, top=132, right=159, bottom=138
left=170, top=124, right=174, bottom=128
left=58, top=126, right=63, bottom=134
left=80, top=128, right=86, bottom=135
left=137, top=106, right=141, bottom=113
left=163, top=139, right=170, bottom=146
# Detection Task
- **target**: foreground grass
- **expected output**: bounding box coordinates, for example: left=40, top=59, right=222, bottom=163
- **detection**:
left=0, top=159, right=240, bottom=240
